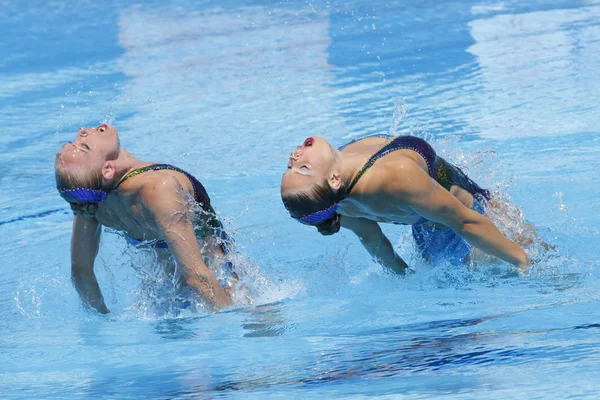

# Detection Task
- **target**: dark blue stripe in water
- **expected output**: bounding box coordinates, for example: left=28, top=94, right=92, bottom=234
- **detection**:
left=0, top=208, right=68, bottom=227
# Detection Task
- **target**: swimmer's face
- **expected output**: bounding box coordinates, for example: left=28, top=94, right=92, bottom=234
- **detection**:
left=281, top=136, right=337, bottom=194
left=55, top=124, right=120, bottom=173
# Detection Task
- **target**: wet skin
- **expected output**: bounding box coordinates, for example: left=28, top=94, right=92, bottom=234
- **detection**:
left=57, top=125, right=232, bottom=313
left=281, top=136, right=530, bottom=273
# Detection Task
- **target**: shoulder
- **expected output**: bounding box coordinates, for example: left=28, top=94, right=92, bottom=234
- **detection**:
left=138, top=174, right=187, bottom=211
left=342, top=135, right=390, bottom=154
left=374, top=157, right=432, bottom=197
left=375, top=156, right=426, bottom=183
left=138, top=173, right=182, bottom=195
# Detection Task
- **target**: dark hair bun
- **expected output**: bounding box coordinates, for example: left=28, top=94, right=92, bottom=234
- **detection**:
left=316, top=213, right=341, bottom=236
left=70, top=203, right=98, bottom=218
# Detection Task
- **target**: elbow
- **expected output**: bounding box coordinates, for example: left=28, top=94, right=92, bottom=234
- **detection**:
left=71, top=265, right=82, bottom=278
left=452, top=208, right=488, bottom=235
left=455, top=214, right=490, bottom=238
left=71, top=264, right=92, bottom=278
left=454, top=219, right=475, bottom=236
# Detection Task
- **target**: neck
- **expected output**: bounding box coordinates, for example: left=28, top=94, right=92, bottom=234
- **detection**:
left=103, top=148, right=149, bottom=190
left=336, top=150, right=370, bottom=194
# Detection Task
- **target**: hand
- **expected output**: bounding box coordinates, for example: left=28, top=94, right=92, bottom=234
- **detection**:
left=225, top=280, right=253, bottom=305
left=516, top=254, right=531, bottom=276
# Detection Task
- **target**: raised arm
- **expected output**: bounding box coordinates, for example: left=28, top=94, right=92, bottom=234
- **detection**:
left=142, top=177, right=231, bottom=310
left=386, top=159, right=529, bottom=271
left=341, top=216, right=409, bottom=274
left=71, top=215, right=109, bottom=313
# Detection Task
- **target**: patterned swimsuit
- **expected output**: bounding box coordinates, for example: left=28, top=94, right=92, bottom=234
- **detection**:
left=341, top=135, right=489, bottom=265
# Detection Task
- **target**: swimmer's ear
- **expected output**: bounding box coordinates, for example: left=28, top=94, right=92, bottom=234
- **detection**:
left=329, top=170, right=342, bottom=192
left=102, top=160, right=117, bottom=181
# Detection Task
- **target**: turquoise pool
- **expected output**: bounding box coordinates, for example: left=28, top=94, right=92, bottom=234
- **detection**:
left=1, top=0, right=600, bottom=398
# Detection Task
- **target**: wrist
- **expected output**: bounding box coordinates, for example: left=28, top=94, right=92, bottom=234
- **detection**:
left=516, top=251, right=530, bottom=270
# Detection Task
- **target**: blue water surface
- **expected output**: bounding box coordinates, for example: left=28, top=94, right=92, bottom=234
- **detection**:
left=1, top=0, right=600, bottom=398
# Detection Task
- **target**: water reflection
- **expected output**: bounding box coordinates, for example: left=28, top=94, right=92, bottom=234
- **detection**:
left=114, top=3, right=341, bottom=177
left=180, top=316, right=599, bottom=394
left=239, top=302, right=290, bottom=337
left=467, top=6, right=600, bottom=139
left=153, top=317, right=202, bottom=340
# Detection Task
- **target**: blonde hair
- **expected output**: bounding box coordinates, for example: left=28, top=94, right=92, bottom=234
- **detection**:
left=55, top=162, right=104, bottom=218
left=281, top=180, right=345, bottom=235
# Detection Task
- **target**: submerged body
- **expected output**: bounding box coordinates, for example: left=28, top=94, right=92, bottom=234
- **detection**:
left=281, top=134, right=532, bottom=273
left=56, top=124, right=233, bottom=313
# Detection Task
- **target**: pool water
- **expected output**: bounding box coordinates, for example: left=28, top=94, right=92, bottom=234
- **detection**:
left=2, top=0, right=600, bottom=398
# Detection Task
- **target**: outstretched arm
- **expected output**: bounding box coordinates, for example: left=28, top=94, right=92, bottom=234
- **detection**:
left=71, top=215, right=109, bottom=314
left=143, top=178, right=231, bottom=310
left=386, top=160, right=529, bottom=271
left=341, top=216, right=409, bottom=274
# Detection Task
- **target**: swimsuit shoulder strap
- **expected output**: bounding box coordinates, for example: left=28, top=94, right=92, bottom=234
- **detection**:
left=118, top=164, right=159, bottom=186
left=117, top=164, right=211, bottom=206
left=118, top=163, right=183, bottom=186
left=346, top=136, right=436, bottom=195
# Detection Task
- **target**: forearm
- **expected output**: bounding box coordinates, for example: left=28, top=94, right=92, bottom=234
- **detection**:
left=459, top=218, right=528, bottom=268
left=359, top=234, right=409, bottom=274
left=71, top=270, right=109, bottom=314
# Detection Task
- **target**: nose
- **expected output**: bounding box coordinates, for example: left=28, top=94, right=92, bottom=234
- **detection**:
left=78, top=127, right=90, bottom=137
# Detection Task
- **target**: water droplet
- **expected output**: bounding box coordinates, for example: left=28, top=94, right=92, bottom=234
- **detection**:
left=389, top=98, right=407, bottom=135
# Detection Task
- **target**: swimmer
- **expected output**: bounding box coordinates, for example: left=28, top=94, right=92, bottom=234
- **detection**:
left=55, top=124, right=234, bottom=313
left=281, top=135, right=538, bottom=274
